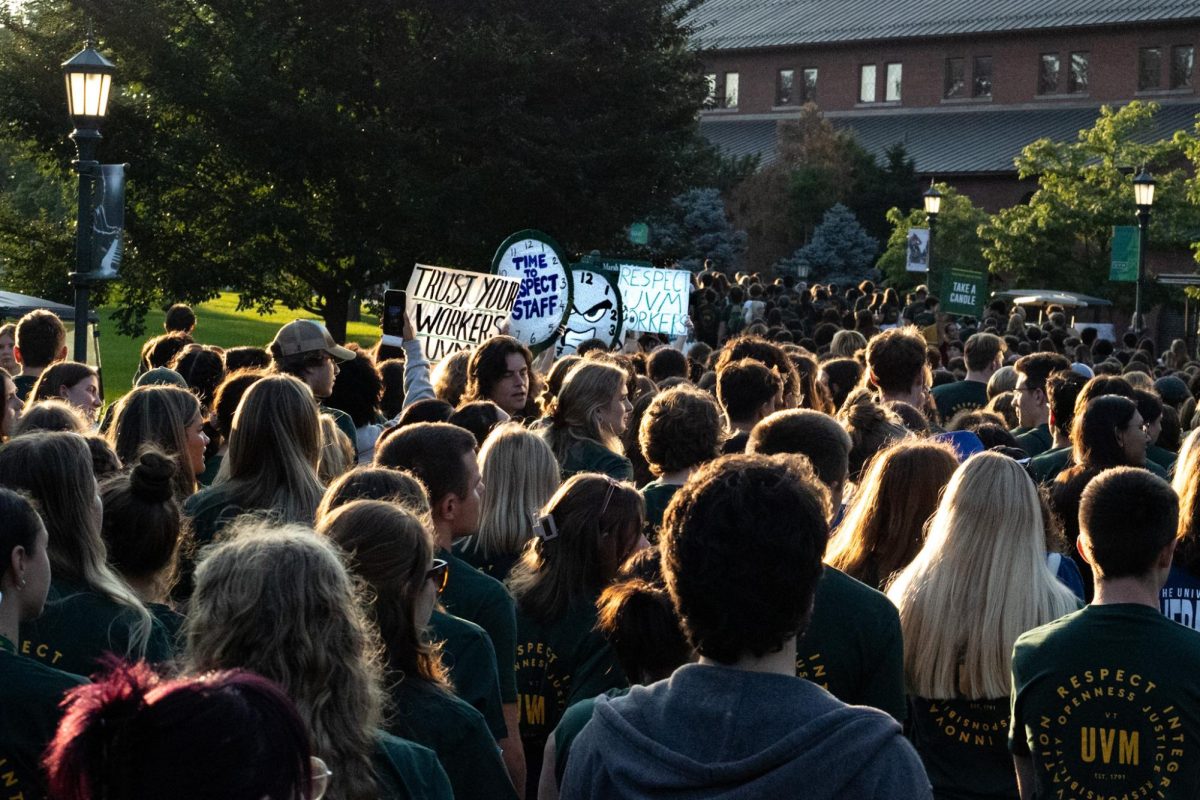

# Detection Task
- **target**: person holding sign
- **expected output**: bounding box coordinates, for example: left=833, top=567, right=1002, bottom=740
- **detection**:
left=543, top=361, right=634, bottom=482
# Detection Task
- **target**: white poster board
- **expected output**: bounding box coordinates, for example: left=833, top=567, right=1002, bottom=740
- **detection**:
left=405, top=263, right=522, bottom=361
left=617, top=264, right=690, bottom=337
left=906, top=228, right=930, bottom=273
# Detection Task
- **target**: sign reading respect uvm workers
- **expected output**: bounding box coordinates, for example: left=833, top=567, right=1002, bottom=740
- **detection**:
left=612, top=261, right=690, bottom=338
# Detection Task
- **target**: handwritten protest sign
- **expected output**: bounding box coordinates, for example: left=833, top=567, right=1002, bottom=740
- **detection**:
left=555, top=266, right=624, bottom=357
left=491, top=230, right=572, bottom=353
left=405, top=263, right=522, bottom=362
left=615, top=262, right=690, bottom=337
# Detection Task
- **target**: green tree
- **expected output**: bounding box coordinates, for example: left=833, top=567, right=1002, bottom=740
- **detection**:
left=877, top=184, right=989, bottom=294
left=0, top=0, right=715, bottom=339
left=650, top=188, right=746, bottom=271
left=777, top=203, right=877, bottom=283
left=979, top=102, right=1198, bottom=305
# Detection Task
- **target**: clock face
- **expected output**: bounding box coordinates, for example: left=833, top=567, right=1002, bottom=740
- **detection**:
left=556, top=267, right=624, bottom=357
left=491, top=230, right=572, bottom=353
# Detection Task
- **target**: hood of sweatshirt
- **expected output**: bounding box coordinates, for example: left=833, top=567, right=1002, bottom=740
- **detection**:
left=580, top=662, right=913, bottom=799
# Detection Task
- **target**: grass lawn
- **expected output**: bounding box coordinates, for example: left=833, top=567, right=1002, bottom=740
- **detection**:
left=98, top=293, right=379, bottom=402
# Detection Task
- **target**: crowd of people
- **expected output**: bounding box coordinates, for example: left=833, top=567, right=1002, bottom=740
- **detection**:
left=3, top=270, right=1200, bottom=799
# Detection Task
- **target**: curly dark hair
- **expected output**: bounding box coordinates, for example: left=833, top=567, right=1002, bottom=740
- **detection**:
left=747, top=409, right=852, bottom=488
left=714, top=336, right=800, bottom=407
left=646, top=348, right=688, bottom=384
left=864, top=327, right=927, bottom=396
left=463, top=336, right=532, bottom=405
left=170, top=344, right=226, bottom=410
left=661, top=453, right=828, bottom=665
left=638, top=386, right=724, bottom=475
left=326, top=344, right=382, bottom=427
left=716, top=358, right=782, bottom=424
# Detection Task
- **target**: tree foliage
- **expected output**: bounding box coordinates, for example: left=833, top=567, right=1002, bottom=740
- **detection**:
left=649, top=187, right=746, bottom=272
left=0, top=0, right=715, bottom=338
left=777, top=203, right=877, bottom=283
left=979, top=101, right=1199, bottom=304
left=878, top=184, right=989, bottom=293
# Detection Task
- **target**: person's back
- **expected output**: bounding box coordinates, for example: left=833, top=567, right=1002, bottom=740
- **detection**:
left=561, top=454, right=929, bottom=799
left=1011, top=468, right=1200, bottom=799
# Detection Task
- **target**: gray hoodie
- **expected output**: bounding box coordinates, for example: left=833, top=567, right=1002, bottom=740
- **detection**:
left=560, top=663, right=930, bottom=800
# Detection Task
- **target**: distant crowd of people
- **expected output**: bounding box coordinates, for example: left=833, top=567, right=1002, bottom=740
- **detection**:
left=3, top=270, right=1200, bottom=800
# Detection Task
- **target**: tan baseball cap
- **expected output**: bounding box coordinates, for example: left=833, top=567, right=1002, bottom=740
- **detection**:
left=270, top=320, right=356, bottom=361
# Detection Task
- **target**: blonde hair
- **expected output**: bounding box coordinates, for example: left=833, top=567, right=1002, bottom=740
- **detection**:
left=108, top=385, right=202, bottom=498
left=317, top=414, right=355, bottom=484
left=461, top=423, right=560, bottom=560
left=829, top=329, right=868, bottom=359
left=543, top=361, right=627, bottom=462
left=184, top=522, right=385, bottom=800
left=887, top=452, right=1077, bottom=699
left=216, top=375, right=324, bottom=525
left=0, top=432, right=155, bottom=654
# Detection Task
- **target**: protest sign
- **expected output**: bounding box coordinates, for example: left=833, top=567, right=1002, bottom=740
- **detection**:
left=1110, top=226, right=1139, bottom=282
left=943, top=268, right=987, bottom=318
left=906, top=228, right=929, bottom=273
left=555, top=266, right=624, bottom=357
left=405, top=263, right=522, bottom=361
left=491, top=230, right=572, bottom=353
left=617, top=263, right=690, bottom=337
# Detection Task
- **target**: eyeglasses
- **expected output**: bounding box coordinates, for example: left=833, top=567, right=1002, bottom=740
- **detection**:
left=310, top=756, right=332, bottom=800
left=425, top=559, right=449, bottom=594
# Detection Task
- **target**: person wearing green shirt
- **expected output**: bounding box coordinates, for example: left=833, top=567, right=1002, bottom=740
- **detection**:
left=1135, top=388, right=1179, bottom=474
left=543, top=360, right=634, bottom=481
left=376, top=422, right=527, bottom=795
left=1010, top=353, right=1071, bottom=457
left=637, top=386, right=724, bottom=541
left=931, top=332, right=1004, bottom=424
left=320, top=500, right=517, bottom=800
left=1026, top=370, right=1086, bottom=484
left=509, top=474, right=646, bottom=799
left=0, top=489, right=87, bottom=800
left=1012, top=468, right=1200, bottom=800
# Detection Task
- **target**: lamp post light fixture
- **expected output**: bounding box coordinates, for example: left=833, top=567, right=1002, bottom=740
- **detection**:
left=62, top=38, right=115, bottom=363
left=923, top=182, right=942, bottom=292
left=1132, top=169, right=1156, bottom=337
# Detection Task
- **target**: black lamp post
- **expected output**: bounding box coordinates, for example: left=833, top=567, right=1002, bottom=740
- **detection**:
left=1132, top=169, right=1156, bottom=338
left=62, top=39, right=115, bottom=363
left=923, top=182, right=942, bottom=291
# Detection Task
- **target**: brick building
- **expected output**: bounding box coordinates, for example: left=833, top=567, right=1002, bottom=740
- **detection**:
left=693, top=1, right=1200, bottom=211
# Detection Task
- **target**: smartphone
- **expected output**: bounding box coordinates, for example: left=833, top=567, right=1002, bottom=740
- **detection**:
left=379, top=289, right=407, bottom=357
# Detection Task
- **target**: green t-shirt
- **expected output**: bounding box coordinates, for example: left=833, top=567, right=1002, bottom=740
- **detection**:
left=18, top=579, right=174, bottom=677
left=386, top=680, right=518, bottom=800
left=1011, top=604, right=1200, bottom=799
left=1148, top=459, right=1170, bottom=480
left=640, top=479, right=680, bottom=543
left=932, top=380, right=989, bottom=424
left=374, top=731, right=454, bottom=800
left=0, top=634, right=87, bottom=800
left=12, top=374, right=36, bottom=402
left=1028, top=446, right=1071, bottom=485
left=454, top=541, right=521, bottom=584
left=427, top=610, right=507, bottom=740
left=1148, top=444, right=1178, bottom=474
left=1014, top=424, right=1053, bottom=458
left=182, top=483, right=247, bottom=548
left=796, top=566, right=907, bottom=722
left=322, top=403, right=360, bottom=461
left=439, top=548, right=518, bottom=705
left=514, top=598, right=626, bottom=793
left=558, top=439, right=633, bottom=482
left=197, top=451, right=223, bottom=488
left=909, top=695, right=1016, bottom=800
left=552, top=687, right=630, bottom=785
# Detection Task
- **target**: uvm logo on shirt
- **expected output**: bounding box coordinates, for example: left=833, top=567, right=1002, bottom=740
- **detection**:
left=516, top=640, right=569, bottom=729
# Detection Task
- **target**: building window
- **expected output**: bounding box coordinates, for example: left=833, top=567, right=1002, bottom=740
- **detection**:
left=801, top=68, right=818, bottom=104
left=944, top=57, right=966, bottom=99
left=1038, top=53, right=1060, bottom=94
left=1068, top=51, right=1089, bottom=93
left=885, top=62, right=903, bottom=102
left=703, top=73, right=717, bottom=108
left=723, top=72, right=739, bottom=109
left=1172, top=45, right=1195, bottom=89
left=777, top=69, right=794, bottom=105
left=973, top=56, right=993, bottom=98
left=1139, top=47, right=1163, bottom=91
left=859, top=64, right=877, bottom=103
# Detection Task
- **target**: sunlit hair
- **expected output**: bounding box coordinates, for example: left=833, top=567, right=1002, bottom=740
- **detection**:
left=543, top=361, right=628, bottom=461
left=887, top=453, right=1077, bottom=699
left=99, top=448, right=185, bottom=601
left=826, top=440, right=959, bottom=590
left=1173, top=428, right=1200, bottom=575
left=216, top=375, right=324, bottom=525
left=0, top=432, right=154, bottom=654
left=837, top=388, right=910, bottom=481
left=317, top=414, right=355, bottom=484
left=430, top=349, right=471, bottom=408
left=829, top=329, right=867, bottom=360
left=29, top=361, right=96, bottom=406
left=107, top=385, right=201, bottom=498
left=539, top=355, right=582, bottom=416
left=317, top=466, right=431, bottom=524
left=45, top=662, right=312, bottom=800
left=12, top=398, right=89, bottom=436
left=507, top=473, right=645, bottom=624
left=460, top=423, right=559, bottom=561
left=184, top=522, right=385, bottom=800
left=318, top=500, right=449, bottom=688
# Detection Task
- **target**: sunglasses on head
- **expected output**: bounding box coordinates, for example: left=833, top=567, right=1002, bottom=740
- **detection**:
left=425, top=559, right=449, bottom=594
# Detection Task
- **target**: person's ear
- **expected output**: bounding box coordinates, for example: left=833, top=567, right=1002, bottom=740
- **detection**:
left=57, top=385, right=72, bottom=400
left=7, top=545, right=27, bottom=588
left=1158, top=537, right=1178, bottom=570
left=1075, top=535, right=1092, bottom=566
left=56, top=345, right=68, bottom=362
left=435, top=493, right=457, bottom=523
left=12, top=345, right=23, bottom=366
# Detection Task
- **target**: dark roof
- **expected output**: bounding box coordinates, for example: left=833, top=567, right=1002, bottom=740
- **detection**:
left=0, top=290, right=99, bottom=323
left=688, top=0, right=1200, bottom=50
left=700, top=102, right=1200, bottom=174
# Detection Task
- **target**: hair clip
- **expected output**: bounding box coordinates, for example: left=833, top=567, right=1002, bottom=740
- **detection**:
left=534, top=513, right=559, bottom=542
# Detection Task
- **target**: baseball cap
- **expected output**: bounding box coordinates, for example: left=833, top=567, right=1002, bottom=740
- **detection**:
left=270, top=320, right=356, bottom=361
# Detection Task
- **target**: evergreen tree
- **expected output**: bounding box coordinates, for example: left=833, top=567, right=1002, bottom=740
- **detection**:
left=653, top=187, right=746, bottom=272
left=777, top=203, right=877, bottom=283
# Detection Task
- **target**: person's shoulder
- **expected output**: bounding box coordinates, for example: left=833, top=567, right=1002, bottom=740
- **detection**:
left=818, top=566, right=896, bottom=615
left=183, top=482, right=236, bottom=515
left=444, top=552, right=513, bottom=607
left=1013, top=606, right=1091, bottom=657
left=374, top=731, right=453, bottom=799
left=0, top=647, right=88, bottom=696
left=429, top=608, right=489, bottom=644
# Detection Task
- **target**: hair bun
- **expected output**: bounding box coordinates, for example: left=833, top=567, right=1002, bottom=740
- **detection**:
left=129, top=448, right=177, bottom=503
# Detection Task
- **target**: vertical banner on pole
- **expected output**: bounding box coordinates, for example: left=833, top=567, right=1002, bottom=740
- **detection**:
left=1110, top=226, right=1140, bottom=282
left=90, top=164, right=126, bottom=279
left=906, top=228, right=930, bottom=273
